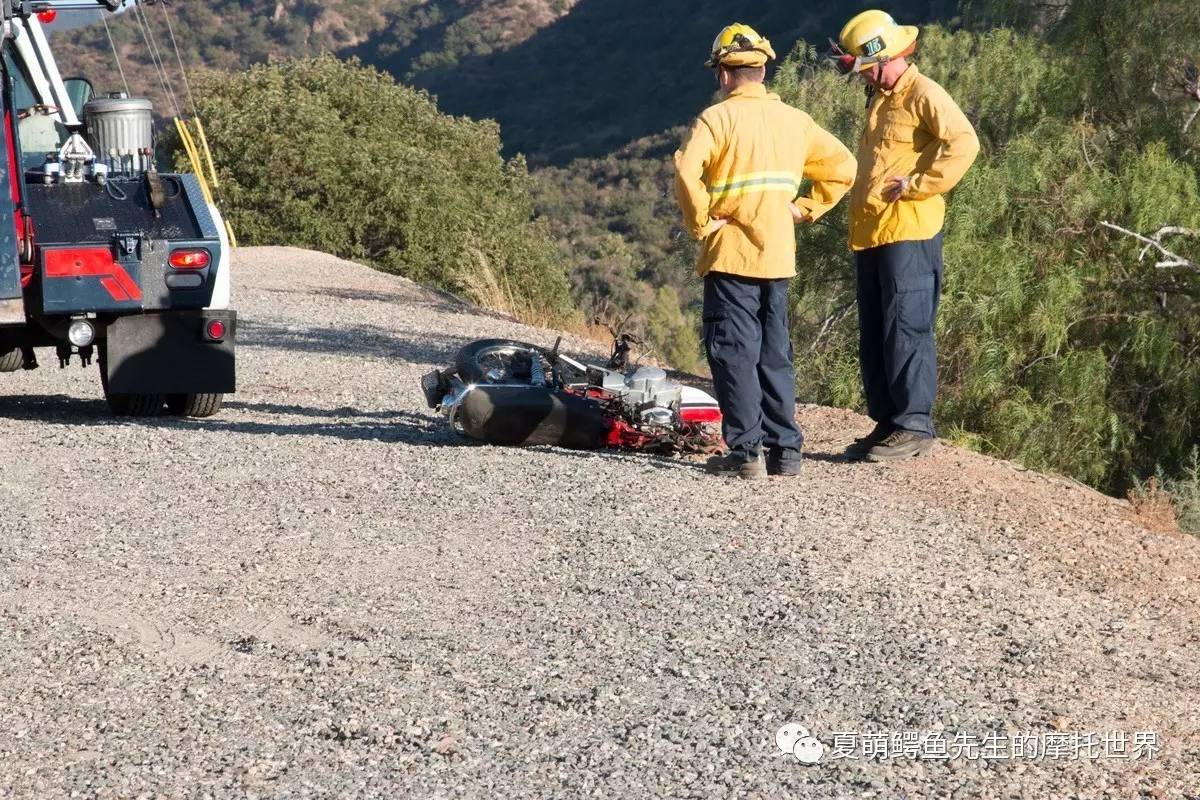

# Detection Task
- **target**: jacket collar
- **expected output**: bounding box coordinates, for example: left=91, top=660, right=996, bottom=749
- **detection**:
left=880, top=63, right=919, bottom=97
left=726, top=82, right=770, bottom=100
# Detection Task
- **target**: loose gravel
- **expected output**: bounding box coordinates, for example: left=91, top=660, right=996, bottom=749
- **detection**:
left=1, top=246, right=1197, bottom=799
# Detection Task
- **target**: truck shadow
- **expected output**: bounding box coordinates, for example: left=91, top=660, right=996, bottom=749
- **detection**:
left=0, top=394, right=458, bottom=445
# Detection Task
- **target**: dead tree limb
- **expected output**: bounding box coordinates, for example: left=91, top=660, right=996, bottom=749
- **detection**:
left=809, top=302, right=855, bottom=352
left=1185, top=102, right=1200, bottom=135
left=1100, top=221, right=1200, bottom=271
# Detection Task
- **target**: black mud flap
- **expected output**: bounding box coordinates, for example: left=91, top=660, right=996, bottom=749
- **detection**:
left=104, top=310, right=236, bottom=394
left=457, top=385, right=609, bottom=449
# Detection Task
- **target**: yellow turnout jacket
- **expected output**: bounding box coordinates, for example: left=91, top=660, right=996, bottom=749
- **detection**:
left=849, top=64, right=980, bottom=251
left=674, top=83, right=856, bottom=279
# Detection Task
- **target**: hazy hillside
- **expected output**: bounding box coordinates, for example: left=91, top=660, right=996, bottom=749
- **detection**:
left=54, top=0, right=954, bottom=162
left=53, top=0, right=576, bottom=122
left=400, top=0, right=958, bottom=162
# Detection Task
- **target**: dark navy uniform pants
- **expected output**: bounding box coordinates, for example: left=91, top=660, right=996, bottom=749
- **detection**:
left=702, top=272, right=803, bottom=457
left=854, top=232, right=944, bottom=438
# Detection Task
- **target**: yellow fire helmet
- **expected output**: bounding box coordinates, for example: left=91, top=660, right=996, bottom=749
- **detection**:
left=836, top=10, right=918, bottom=73
left=705, top=23, right=777, bottom=69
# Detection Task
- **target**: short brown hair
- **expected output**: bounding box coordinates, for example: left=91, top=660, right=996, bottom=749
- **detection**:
left=720, top=64, right=766, bottom=84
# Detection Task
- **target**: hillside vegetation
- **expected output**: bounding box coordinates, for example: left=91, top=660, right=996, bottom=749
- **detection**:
left=169, top=56, right=573, bottom=322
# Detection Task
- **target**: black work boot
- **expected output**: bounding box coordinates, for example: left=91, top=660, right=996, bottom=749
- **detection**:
left=866, top=429, right=935, bottom=462
left=706, top=450, right=767, bottom=481
left=766, top=447, right=803, bottom=477
left=844, top=422, right=894, bottom=460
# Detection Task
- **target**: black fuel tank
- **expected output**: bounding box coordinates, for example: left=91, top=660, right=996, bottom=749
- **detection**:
left=457, top=385, right=609, bottom=449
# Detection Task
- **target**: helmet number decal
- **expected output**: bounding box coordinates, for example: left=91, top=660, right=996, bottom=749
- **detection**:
left=862, top=36, right=885, bottom=56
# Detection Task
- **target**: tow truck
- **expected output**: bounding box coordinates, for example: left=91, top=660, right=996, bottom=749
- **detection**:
left=0, top=0, right=235, bottom=416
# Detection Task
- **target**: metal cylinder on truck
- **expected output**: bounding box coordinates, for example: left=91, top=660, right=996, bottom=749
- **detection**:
left=83, top=93, right=154, bottom=176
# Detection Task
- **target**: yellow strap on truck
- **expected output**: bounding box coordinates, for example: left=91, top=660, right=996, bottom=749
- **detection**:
left=173, top=116, right=237, bottom=247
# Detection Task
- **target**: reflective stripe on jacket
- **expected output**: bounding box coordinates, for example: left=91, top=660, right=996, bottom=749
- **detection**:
left=849, top=64, right=980, bottom=251
left=674, top=83, right=857, bottom=279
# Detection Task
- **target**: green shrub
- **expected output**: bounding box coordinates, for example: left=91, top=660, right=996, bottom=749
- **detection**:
left=171, top=55, right=574, bottom=323
left=1172, top=451, right=1200, bottom=535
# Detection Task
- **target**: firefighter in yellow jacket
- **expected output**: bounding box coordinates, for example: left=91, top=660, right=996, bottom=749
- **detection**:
left=831, top=10, right=980, bottom=462
left=675, top=24, right=856, bottom=480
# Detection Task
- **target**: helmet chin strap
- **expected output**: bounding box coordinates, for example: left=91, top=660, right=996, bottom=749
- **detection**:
left=863, top=55, right=890, bottom=107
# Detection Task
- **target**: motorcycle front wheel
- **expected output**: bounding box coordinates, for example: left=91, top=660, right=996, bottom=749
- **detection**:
left=455, top=339, right=547, bottom=384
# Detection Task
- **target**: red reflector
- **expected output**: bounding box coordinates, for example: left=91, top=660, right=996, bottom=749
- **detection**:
left=205, top=319, right=226, bottom=341
left=36, top=9, right=56, bottom=23
left=44, top=247, right=142, bottom=302
left=170, top=249, right=210, bottom=269
left=680, top=406, right=722, bottom=424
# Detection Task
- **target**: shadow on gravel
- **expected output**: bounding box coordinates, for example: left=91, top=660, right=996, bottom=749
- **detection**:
left=223, top=401, right=403, bottom=420
left=532, top=444, right=708, bottom=474
left=182, top=409, right=463, bottom=445
left=239, top=320, right=475, bottom=365
left=259, top=286, right=414, bottom=304
left=0, top=394, right=113, bottom=423
left=258, top=285, right=518, bottom=321
left=0, top=394, right=460, bottom=445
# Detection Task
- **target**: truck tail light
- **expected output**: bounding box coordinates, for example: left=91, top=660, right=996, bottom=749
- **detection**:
left=170, top=249, right=210, bottom=270
left=36, top=9, right=56, bottom=23
left=205, top=319, right=227, bottom=341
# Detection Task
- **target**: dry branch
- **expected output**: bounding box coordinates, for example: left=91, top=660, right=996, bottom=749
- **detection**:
left=1100, top=221, right=1200, bottom=271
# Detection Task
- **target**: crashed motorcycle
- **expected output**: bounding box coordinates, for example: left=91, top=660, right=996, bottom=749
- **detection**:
left=421, top=334, right=723, bottom=453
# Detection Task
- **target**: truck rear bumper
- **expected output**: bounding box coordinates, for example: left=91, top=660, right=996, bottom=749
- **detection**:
left=104, top=310, right=236, bottom=394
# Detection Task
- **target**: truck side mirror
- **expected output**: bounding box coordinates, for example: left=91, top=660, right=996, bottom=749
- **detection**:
left=62, top=77, right=95, bottom=121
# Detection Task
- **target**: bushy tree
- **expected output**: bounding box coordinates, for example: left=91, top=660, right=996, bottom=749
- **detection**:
left=173, top=55, right=574, bottom=321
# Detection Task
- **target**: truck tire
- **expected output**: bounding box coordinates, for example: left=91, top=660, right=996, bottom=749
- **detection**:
left=0, top=349, right=22, bottom=372
left=104, top=390, right=166, bottom=416
left=98, top=344, right=165, bottom=416
left=166, top=393, right=223, bottom=418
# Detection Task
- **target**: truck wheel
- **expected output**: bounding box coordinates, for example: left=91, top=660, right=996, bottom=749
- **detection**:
left=104, top=391, right=166, bottom=417
left=166, top=393, right=223, bottom=418
left=98, top=343, right=165, bottom=417
left=0, top=349, right=22, bottom=373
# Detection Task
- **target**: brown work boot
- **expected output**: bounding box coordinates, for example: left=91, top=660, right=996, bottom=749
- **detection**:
left=706, top=451, right=767, bottom=481
left=766, top=447, right=803, bottom=477
left=844, top=422, right=894, bottom=460
left=865, top=429, right=935, bottom=462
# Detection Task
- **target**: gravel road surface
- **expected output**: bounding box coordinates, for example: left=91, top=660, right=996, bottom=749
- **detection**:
left=1, top=247, right=1197, bottom=798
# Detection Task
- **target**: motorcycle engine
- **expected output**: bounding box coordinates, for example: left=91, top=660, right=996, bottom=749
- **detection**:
left=622, top=366, right=682, bottom=427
